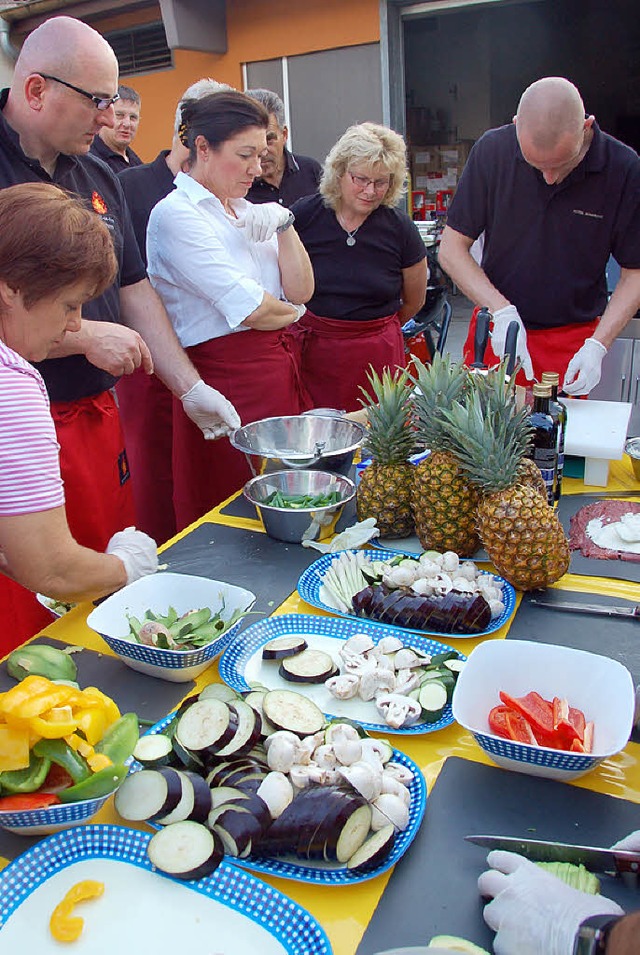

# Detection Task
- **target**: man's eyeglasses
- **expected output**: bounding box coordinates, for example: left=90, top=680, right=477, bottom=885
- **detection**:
left=349, top=171, right=391, bottom=193
left=38, top=73, right=120, bottom=111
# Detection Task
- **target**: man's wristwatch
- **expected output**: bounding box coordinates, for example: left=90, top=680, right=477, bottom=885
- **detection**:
left=276, top=210, right=295, bottom=233
left=573, top=914, right=622, bottom=954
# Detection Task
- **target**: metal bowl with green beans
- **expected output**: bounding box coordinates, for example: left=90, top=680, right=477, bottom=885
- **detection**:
left=243, top=469, right=356, bottom=544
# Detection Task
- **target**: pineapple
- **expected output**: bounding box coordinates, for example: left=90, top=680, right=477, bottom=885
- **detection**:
left=439, top=373, right=570, bottom=591
left=357, top=367, right=416, bottom=538
left=409, top=354, right=480, bottom=556
left=516, top=457, right=548, bottom=500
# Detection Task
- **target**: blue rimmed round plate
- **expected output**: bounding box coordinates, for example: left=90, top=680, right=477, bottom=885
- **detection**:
left=296, top=549, right=516, bottom=638
left=219, top=613, right=464, bottom=735
left=0, top=824, right=332, bottom=953
left=132, top=714, right=427, bottom=886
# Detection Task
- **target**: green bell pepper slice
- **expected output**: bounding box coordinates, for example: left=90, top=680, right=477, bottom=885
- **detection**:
left=58, top=764, right=128, bottom=803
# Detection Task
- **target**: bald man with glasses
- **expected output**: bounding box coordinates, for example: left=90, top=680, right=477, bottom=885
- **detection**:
left=0, top=15, right=240, bottom=640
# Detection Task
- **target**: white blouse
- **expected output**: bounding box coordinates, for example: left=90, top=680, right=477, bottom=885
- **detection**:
left=146, top=172, right=283, bottom=348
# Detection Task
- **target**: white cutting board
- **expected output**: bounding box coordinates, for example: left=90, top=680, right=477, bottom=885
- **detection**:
left=563, top=398, right=632, bottom=485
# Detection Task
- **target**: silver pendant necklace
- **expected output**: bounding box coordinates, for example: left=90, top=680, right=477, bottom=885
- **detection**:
left=345, top=227, right=359, bottom=247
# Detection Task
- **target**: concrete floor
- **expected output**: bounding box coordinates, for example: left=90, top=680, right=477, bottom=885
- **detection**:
left=442, top=291, right=472, bottom=363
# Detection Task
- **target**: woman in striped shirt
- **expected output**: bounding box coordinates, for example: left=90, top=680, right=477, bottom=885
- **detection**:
left=0, top=183, right=157, bottom=652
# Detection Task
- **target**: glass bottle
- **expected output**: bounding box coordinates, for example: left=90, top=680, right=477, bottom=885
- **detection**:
left=527, top=383, right=558, bottom=506
left=541, top=371, right=567, bottom=505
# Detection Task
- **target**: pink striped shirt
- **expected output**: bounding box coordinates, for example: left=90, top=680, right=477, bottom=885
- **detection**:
left=0, top=340, right=64, bottom=515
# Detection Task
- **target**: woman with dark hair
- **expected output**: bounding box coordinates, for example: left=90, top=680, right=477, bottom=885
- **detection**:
left=291, top=122, right=428, bottom=411
left=147, top=90, right=313, bottom=528
left=0, top=182, right=157, bottom=651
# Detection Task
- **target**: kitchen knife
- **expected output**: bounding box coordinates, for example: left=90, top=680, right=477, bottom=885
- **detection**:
left=465, top=835, right=640, bottom=879
left=503, top=319, right=520, bottom=377
left=469, top=307, right=491, bottom=370
left=529, top=597, right=640, bottom=619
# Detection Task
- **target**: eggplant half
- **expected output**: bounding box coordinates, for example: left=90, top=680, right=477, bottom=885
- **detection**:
left=352, top=584, right=492, bottom=634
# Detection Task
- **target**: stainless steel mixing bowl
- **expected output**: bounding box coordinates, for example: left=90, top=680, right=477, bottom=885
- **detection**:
left=625, top=436, right=640, bottom=480
left=243, top=469, right=356, bottom=543
left=230, top=414, right=366, bottom=477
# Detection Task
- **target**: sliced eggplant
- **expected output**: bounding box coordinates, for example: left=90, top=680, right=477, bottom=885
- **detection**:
left=209, top=785, right=245, bottom=810
left=262, top=689, right=325, bottom=737
left=215, top=701, right=262, bottom=758
left=155, top=770, right=196, bottom=826
left=115, top=767, right=183, bottom=822
left=199, top=683, right=241, bottom=704
left=346, top=823, right=395, bottom=871
left=132, top=733, right=175, bottom=769
left=147, top=820, right=224, bottom=880
left=172, top=736, right=205, bottom=774
left=244, top=692, right=277, bottom=737
left=261, top=635, right=308, bottom=660
left=213, top=807, right=264, bottom=857
left=334, top=802, right=372, bottom=864
left=175, top=698, right=238, bottom=759
left=279, top=649, right=336, bottom=684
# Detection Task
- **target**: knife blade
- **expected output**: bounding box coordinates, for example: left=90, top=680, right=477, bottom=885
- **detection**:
left=465, top=835, right=640, bottom=879
left=529, top=597, right=640, bottom=619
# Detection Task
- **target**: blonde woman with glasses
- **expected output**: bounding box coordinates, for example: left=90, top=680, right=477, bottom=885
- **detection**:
left=291, top=122, right=428, bottom=411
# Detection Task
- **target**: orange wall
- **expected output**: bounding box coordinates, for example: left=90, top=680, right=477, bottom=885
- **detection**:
left=110, top=0, right=380, bottom=161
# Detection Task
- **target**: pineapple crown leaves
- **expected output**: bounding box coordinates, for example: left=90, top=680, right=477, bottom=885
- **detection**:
left=438, top=388, right=534, bottom=492
left=358, top=365, right=417, bottom=465
left=408, top=353, right=471, bottom=450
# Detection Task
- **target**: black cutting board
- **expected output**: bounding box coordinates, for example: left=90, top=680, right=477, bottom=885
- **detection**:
left=557, top=494, right=640, bottom=582
left=160, top=522, right=320, bottom=623
left=356, top=757, right=640, bottom=954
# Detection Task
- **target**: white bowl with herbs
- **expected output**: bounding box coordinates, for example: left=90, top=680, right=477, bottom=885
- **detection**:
left=87, top=573, right=256, bottom=682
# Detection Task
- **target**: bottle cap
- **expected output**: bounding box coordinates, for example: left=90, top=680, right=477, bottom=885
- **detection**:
left=532, top=383, right=552, bottom=398
left=541, top=371, right=560, bottom=385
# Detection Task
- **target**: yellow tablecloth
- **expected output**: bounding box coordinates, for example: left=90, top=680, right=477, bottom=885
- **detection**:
left=3, top=458, right=640, bottom=955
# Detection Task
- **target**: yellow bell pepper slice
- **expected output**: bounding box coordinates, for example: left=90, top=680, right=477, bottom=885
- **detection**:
left=80, top=687, right=120, bottom=725
left=0, top=675, right=56, bottom=713
left=29, top=708, right=79, bottom=740
left=87, top=752, right=112, bottom=773
left=74, top=707, right=108, bottom=747
left=0, top=723, right=30, bottom=771
left=49, top=880, right=104, bottom=942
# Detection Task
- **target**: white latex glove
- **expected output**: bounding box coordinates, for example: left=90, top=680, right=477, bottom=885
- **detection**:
left=235, top=202, right=292, bottom=243
left=563, top=337, right=608, bottom=395
left=181, top=380, right=241, bottom=440
left=106, top=528, right=158, bottom=584
left=478, top=850, right=623, bottom=955
left=611, top=830, right=640, bottom=851
left=491, top=305, right=534, bottom=381
left=287, top=302, right=307, bottom=322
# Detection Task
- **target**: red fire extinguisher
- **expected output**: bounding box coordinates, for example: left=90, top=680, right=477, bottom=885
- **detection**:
left=412, top=190, right=426, bottom=220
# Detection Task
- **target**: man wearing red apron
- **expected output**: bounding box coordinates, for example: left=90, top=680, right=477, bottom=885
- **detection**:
left=439, top=78, right=640, bottom=390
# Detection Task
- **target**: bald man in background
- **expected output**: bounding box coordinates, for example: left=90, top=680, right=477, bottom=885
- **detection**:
left=0, top=16, right=239, bottom=636
left=439, top=76, right=640, bottom=392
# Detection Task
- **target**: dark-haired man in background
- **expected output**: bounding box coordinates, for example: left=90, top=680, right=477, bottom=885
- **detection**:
left=91, top=84, right=143, bottom=172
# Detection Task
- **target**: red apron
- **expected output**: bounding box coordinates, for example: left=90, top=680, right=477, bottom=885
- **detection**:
left=288, top=311, right=405, bottom=412
left=0, top=390, right=134, bottom=652
left=172, top=329, right=306, bottom=531
left=116, top=370, right=176, bottom=545
left=463, top=307, right=599, bottom=386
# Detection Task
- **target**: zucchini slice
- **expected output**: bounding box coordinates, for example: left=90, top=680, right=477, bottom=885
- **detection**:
left=132, top=733, right=175, bottom=769
left=279, top=648, right=336, bottom=684
left=262, top=635, right=308, bottom=660
left=262, top=689, right=325, bottom=737
left=418, top=681, right=448, bottom=723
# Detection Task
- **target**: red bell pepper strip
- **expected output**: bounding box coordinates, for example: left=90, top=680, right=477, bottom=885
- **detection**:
left=504, top=710, right=537, bottom=744
left=0, top=792, right=61, bottom=811
left=488, top=705, right=512, bottom=738
left=499, top=690, right=554, bottom=735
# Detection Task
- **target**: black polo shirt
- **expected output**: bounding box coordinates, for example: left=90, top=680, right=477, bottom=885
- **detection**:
left=247, top=148, right=322, bottom=207
left=0, top=89, right=147, bottom=401
left=119, top=150, right=176, bottom=266
left=446, top=122, right=640, bottom=330
left=90, top=134, right=143, bottom=174
left=291, top=193, right=426, bottom=321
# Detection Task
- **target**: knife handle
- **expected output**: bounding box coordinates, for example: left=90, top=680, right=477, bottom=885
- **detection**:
left=471, top=308, right=491, bottom=369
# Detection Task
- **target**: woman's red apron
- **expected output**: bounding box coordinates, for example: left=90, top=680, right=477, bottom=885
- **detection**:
left=463, top=307, right=599, bottom=386
left=288, top=311, right=405, bottom=412
left=0, top=390, right=135, bottom=653
left=172, top=328, right=307, bottom=531
left=116, top=369, right=176, bottom=545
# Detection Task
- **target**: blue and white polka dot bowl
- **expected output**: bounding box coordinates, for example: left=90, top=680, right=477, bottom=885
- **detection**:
left=452, top=638, right=635, bottom=781
left=0, top=790, right=114, bottom=836
left=87, top=573, right=256, bottom=683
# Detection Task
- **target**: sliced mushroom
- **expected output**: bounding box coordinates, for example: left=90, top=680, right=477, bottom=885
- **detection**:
left=376, top=636, right=404, bottom=654
left=266, top=732, right=300, bottom=773
left=371, top=793, right=410, bottom=831
left=359, top=667, right=395, bottom=701
left=312, top=743, right=338, bottom=770
left=325, top=673, right=360, bottom=700
left=256, top=771, right=294, bottom=819
left=441, top=551, right=460, bottom=574
left=331, top=735, right=362, bottom=767
left=342, top=633, right=376, bottom=656
left=393, top=648, right=424, bottom=670
left=376, top=693, right=423, bottom=729
left=393, top=668, right=420, bottom=696
left=384, top=761, right=415, bottom=786
left=338, top=759, right=383, bottom=802
left=381, top=772, right=412, bottom=807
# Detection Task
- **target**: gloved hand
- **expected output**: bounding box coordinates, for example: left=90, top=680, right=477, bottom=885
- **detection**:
left=611, top=830, right=640, bottom=851
left=563, top=337, right=608, bottom=395
left=181, top=379, right=241, bottom=440
left=106, top=528, right=158, bottom=584
left=235, top=202, right=292, bottom=243
left=287, top=302, right=307, bottom=322
left=478, top=850, right=623, bottom=955
left=490, top=305, right=534, bottom=380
